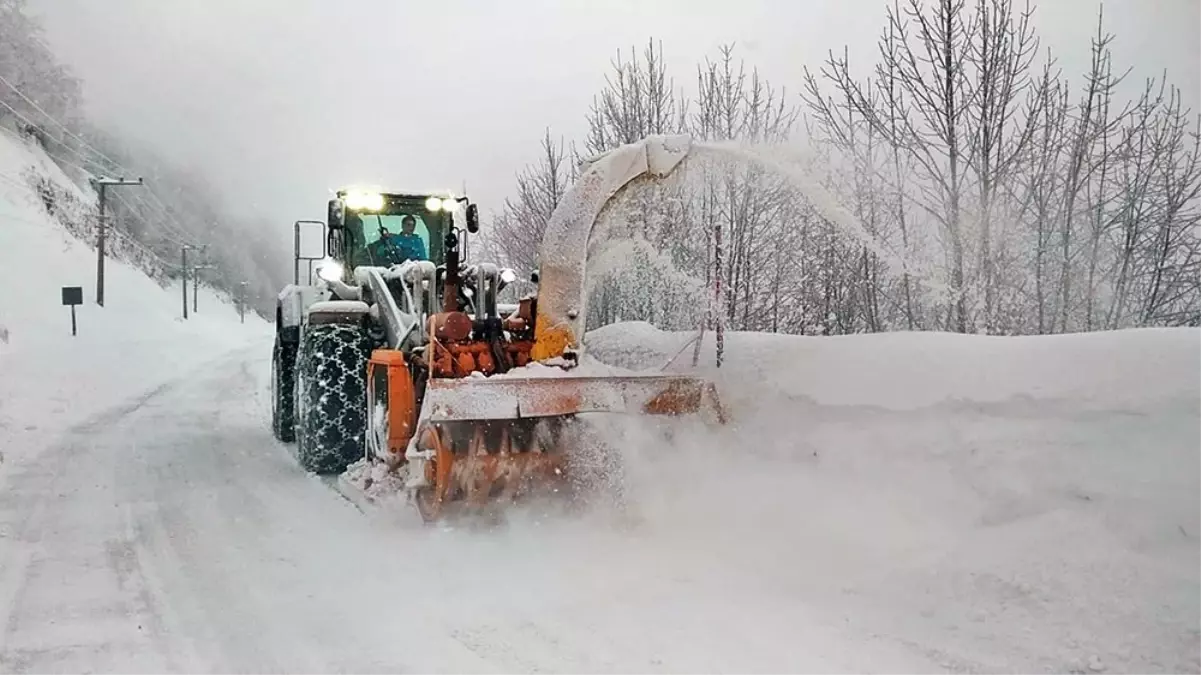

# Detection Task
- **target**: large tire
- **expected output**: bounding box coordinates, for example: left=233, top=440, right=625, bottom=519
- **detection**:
left=294, top=322, right=372, bottom=474
left=271, top=336, right=297, bottom=442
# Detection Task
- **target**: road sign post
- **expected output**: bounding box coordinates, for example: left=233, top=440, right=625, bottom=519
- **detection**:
left=61, top=286, right=83, bottom=336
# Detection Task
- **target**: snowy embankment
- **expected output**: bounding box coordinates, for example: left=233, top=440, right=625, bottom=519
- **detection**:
left=0, top=126, right=269, bottom=470
left=587, top=320, right=1200, bottom=412
left=578, top=321, right=1200, bottom=673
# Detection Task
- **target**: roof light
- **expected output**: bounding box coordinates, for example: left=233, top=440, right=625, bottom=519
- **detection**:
left=345, top=191, right=384, bottom=211
left=425, top=196, right=443, bottom=212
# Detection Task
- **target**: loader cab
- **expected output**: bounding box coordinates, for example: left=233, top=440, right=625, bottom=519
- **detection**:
left=325, top=190, right=479, bottom=272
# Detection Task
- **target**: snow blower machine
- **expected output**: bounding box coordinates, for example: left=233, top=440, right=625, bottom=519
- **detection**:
left=270, top=135, right=724, bottom=523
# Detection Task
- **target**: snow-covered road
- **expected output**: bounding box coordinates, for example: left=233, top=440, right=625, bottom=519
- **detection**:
left=0, top=334, right=1197, bottom=673
left=0, top=348, right=941, bottom=673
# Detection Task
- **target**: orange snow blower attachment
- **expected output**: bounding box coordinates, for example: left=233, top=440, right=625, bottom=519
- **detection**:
left=365, top=339, right=725, bottom=522
left=413, top=374, right=723, bottom=521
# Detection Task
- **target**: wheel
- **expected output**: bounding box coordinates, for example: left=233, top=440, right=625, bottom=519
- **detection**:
left=293, top=322, right=372, bottom=474
left=271, top=335, right=297, bottom=442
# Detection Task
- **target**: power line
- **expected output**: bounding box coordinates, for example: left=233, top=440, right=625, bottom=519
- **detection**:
left=107, top=227, right=178, bottom=269
left=0, top=124, right=108, bottom=179
left=0, top=78, right=232, bottom=297
left=0, top=72, right=123, bottom=169
left=0, top=170, right=29, bottom=192
left=0, top=169, right=180, bottom=285
left=110, top=189, right=195, bottom=247
left=0, top=193, right=175, bottom=274
left=101, top=173, right=199, bottom=246
left=135, top=187, right=202, bottom=243
left=0, top=153, right=193, bottom=254
left=0, top=106, right=202, bottom=256
left=0, top=77, right=206, bottom=248
left=0, top=157, right=194, bottom=260
left=25, top=141, right=113, bottom=183
left=0, top=169, right=176, bottom=274
left=0, top=97, right=112, bottom=175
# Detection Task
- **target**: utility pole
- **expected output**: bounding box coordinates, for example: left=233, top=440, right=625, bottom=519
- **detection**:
left=192, top=262, right=217, bottom=314
left=180, top=244, right=203, bottom=319
left=92, top=176, right=144, bottom=307
left=238, top=281, right=248, bottom=324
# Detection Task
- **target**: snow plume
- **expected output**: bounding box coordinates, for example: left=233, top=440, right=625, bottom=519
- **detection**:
left=691, top=141, right=952, bottom=299
left=575, top=137, right=959, bottom=336
left=584, top=236, right=706, bottom=332
left=693, top=142, right=922, bottom=277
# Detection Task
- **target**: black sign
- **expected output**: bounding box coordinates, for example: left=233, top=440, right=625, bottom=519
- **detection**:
left=61, top=286, right=83, bottom=306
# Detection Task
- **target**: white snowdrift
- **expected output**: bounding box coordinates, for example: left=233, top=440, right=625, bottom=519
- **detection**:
left=0, top=126, right=269, bottom=469
left=586, top=320, right=1201, bottom=412
left=572, top=321, right=1200, bottom=673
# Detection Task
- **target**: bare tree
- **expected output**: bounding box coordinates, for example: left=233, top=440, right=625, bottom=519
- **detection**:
left=583, top=39, right=682, bottom=156
left=962, top=0, right=1042, bottom=331
left=812, top=0, right=979, bottom=332
left=578, top=42, right=802, bottom=342
left=687, top=44, right=799, bottom=340
left=1011, top=57, right=1070, bottom=333
left=493, top=15, right=1201, bottom=339
left=485, top=128, right=570, bottom=276
left=0, top=0, right=85, bottom=164
left=1140, top=93, right=1201, bottom=325
left=878, top=18, right=923, bottom=330
left=1104, top=81, right=1201, bottom=327
left=1050, top=13, right=1127, bottom=332
left=803, top=61, right=887, bottom=332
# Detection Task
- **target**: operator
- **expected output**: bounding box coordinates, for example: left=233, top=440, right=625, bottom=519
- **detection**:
left=369, top=214, right=427, bottom=265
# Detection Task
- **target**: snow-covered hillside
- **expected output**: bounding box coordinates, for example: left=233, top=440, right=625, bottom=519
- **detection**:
left=0, top=125, right=269, bottom=469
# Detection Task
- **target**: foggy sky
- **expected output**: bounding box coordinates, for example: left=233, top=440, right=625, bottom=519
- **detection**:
left=26, top=0, right=1201, bottom=235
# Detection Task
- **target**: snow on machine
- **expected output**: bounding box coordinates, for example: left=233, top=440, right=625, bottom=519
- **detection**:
left=271, top=135, right=724, bottom=522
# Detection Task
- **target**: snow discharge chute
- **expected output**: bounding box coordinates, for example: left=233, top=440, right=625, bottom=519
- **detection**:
left=272, top=135, right=725, bottom=523
left=532, top=134, right=694, bottom=361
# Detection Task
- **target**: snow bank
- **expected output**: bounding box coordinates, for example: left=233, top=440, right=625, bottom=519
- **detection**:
left=0, top=126, right=270, bottom=469
left=576, top=320, right=1200, bottom=672
left=586, top=321, right=1201, bottom=413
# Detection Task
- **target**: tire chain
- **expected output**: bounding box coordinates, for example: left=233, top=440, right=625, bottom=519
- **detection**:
left=272, top=338, right=298, bottom=442
left=295, top=322, right=372, bottom=474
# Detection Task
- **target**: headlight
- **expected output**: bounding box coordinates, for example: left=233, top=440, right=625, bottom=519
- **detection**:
left=345, top=191, right=384, bottom=211
left=425, top=196, right=460, bottom=212
left=317, top=259, right=344, bottom=282
left=499, top=268, right=517, bottom=284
